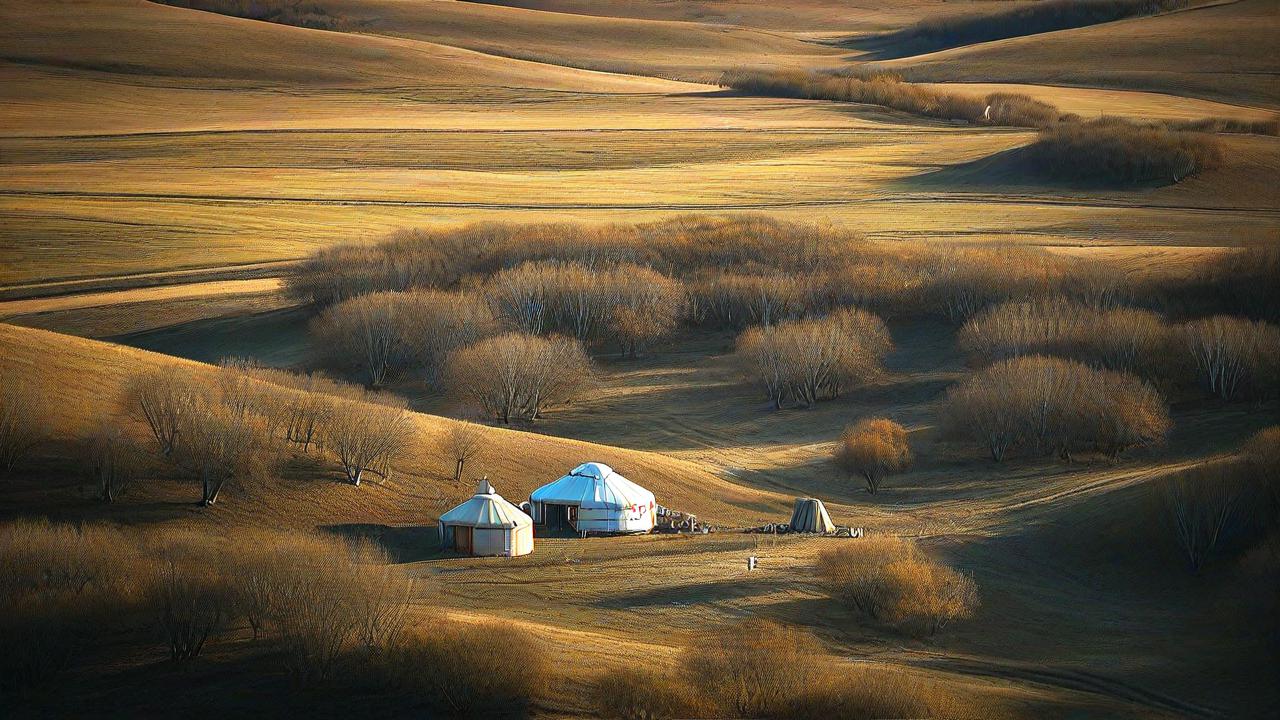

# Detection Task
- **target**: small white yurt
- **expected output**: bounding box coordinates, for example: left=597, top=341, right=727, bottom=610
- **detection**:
left=439, top=479, right=534, bottom=557
left=530, top=462, right=656, bottom=534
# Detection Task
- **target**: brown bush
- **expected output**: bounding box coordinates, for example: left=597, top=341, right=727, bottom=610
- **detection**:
left=81, top=417, right=146, bottom=503
left=150, top=558, right=234, bottom=662
left=687, top=271, right=812, bottom=329
left=683, top=619, right=826, bottom=718
left=310, top=291, right=414, bottom=388
left=0, top=377, right=51, bottom=478
left=941, top=355, right=1170, bottom=461
left=321, top=389, right=413, bottom=486
left=1160, top=464, right=1251, bottom=572
left=736, top=308, right=891, bottom=409
left=444, top=333, right=592, bottom=423
left=1180, top=315, right=1280, bottom=400
left=0, top=521, right=149, bottom=694
left=835, top=418, right=912, bottom=493
left=586, top=666, right=711, bottom=720
left=376, top=620, right=550, bottom=716
left=719, top=68, right=1063, bottom=128
left=959, top=298, right=1172, bottom=377
left=123, top=365, right=206, bottom=458
left=816, top=536, right=978, bottom=636
left=1025, top=119, right=1222, bottom=185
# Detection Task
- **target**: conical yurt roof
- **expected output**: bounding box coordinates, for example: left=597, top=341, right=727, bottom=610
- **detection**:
left=531, top=462, right=654, bottom=510
left=789, top=497, right=835, bottom=534
left=440, top=479, right=532, bottom=529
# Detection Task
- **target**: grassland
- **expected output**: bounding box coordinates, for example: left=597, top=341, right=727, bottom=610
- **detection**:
left=1, top=0, right=1277, bottom=716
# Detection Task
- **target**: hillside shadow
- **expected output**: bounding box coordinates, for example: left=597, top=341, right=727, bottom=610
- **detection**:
left=594, top=577, right=781, bottom=609
left=321, top=523, right=443, bottom=563
left=900, top=146, right=1173, bottom=191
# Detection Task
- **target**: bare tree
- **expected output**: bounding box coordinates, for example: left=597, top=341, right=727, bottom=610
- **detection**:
left=322, top=391, right=413, bottom=486
left=735, top=308, right=889, bottom=409
left=1161, top=466, right=1242, bottom=572
left=941, top=355, right=1169, bottom=461
left=834, top=418, right=913, bottom=493
left=124, top=366, right=203, bottom=457
left=83, top=418, right=143, bottom=503
left=402, top=290, right=496, bottom=389
left=311, top=292, right=411, bottom=387
left=173, top=400, right=269, bottom=506
left=0, top=377, right=49, bottom=477
left=445, top=417, right=486, bottom=483
left=444, top=333, right=592, bottom=424
left=1181, top=315, right=1280, bottom=401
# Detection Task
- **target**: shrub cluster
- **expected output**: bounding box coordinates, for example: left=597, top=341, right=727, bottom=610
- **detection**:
left=487, top=261, right=684, bottom=355
left=310, top=289, right=495, bottom=388
left=1180, top=315, right=1280, bottom=401
left=816, top=536, right=978, bottom=636
left=443, top=332, right=593, bottom=424
left=0, top=522, right=412, bottom=695
left=959, top=298, right=1169, bottom=376
left=735, top=308, right=892, bottom=409
left=719, top=68, right=1063, bottom=128
left=1023, top=118, right=1222, bottom=185
left=941, top=355, right=1170, bottom=461
left=834, top=418, right=913, bottom=493
left=123, top=362, right=413, bottom=499
left=879, top=0, right=1189, bottom=56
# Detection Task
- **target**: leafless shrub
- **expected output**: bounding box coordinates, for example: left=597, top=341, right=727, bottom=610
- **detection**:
left=376, top=621, right=550, bottom=715
left=0, top=377, right=51, bottom=478
left=445, top=417, right=485, bottom=483
left=719, top=68, right=1062, bottom=128
left=124, top=366, right=204, bottom=457
left=401, top=290, right=497, bottom=388
left=151, top=558, right=234, bottom=662
left=81, top=418, right=145, bottom=503
left=0, top=521, right=148, bottom=695
left=788, top=664, right=967, bottom=720
left=736, top=308, right=890, bottom=409
left=941, top=355, right=1170, bottom=461
left=1160, top=465, right=1248, bottom=572
left=322, top=390, right=413, bottom=485
left=587, top=666, right=711, bottom=720
left=1180, top=315, right=1280, bottom=401
left=444, top=333, right=592, bottom=423
left=835, top=418, right=913, bottom=493
left=172, top=398, right=272, bottom=506
left=311, top=292, right=412, bottom=388
left=687, top=272, right=812, bottom=329
left=1026, top=119, right=1222, bottom=185
left=816, top=536, right=978, bottom=636
left=959, top=298, right=1172, bottom=377
left=684, top=619, right=826, bottom=718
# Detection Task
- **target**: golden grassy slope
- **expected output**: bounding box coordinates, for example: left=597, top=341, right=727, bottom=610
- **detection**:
left=887, top=0, right=1280, bottom=107
left=0, top=322, right=792, bottom=529
left=298, top=0, right=843, bottom=81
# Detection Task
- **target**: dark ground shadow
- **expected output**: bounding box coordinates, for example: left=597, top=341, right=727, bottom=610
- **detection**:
left=321, top=523, right=444, bottom=563
left=112, top=306, right=313, bottom=368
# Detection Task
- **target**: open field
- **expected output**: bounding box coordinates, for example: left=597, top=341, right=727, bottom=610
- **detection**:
left=2, top=0, right=1277, bottom=717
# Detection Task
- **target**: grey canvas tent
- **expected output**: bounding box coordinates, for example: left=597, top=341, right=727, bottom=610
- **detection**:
left=789, top=497, right=835, bottom=534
